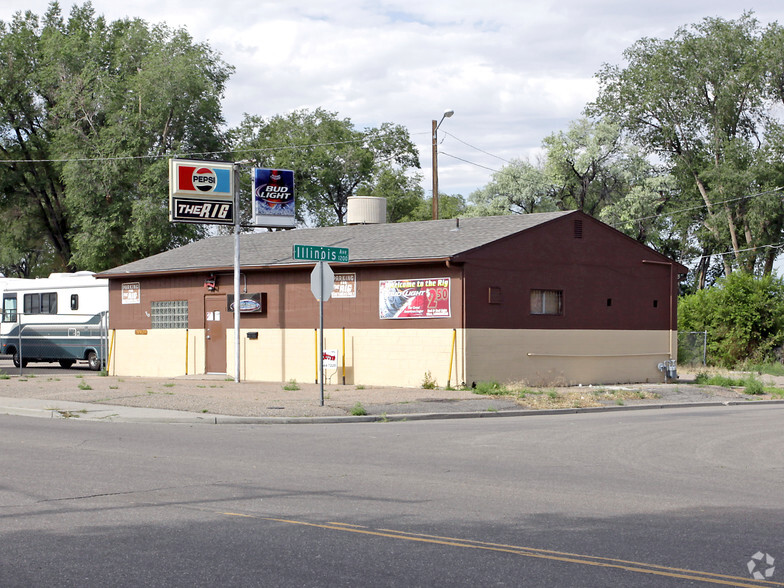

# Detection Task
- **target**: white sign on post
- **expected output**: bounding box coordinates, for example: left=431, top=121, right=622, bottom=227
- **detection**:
left=323, top=349, right=338, bottom=370
left=310, top=261, right=335, bottom=301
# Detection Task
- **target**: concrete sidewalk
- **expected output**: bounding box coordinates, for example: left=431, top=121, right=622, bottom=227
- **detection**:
left=1, top=369, right=783, bottom=424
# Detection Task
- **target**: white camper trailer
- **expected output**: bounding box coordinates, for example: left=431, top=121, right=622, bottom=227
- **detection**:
left=0, top=272, right=109, bottom=370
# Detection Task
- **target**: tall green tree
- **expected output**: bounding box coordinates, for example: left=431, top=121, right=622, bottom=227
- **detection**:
left=589, top=13, right=784, bottom=286
left=469, top=119, right=661, bottom=239
left=0, top=2, right=233, bottom=272
left=229, top=108, right=420, bottom=226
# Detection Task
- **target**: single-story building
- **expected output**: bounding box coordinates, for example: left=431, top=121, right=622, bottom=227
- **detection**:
left=97, top=210, right=688, bottom=387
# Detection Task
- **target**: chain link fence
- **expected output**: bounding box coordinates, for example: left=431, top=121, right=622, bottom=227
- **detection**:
left=3, top=312, right=108, bottom=374
left=678, top=330, right=707, bottom=367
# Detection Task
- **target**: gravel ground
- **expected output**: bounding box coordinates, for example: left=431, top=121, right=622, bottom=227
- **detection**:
left=1, top=368, right=782, bottom=418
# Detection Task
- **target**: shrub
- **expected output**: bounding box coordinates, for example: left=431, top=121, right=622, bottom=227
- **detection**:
left=679, top=272, right=784, bottom=367
left=351, top=402, right=367, bottom=416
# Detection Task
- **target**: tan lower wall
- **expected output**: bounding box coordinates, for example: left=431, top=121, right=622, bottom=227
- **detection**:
left=465, top=328, right=677, bottom=386
left=109, top=327, right=676, bottom=387
left=110, top=329, right=204, bottom=378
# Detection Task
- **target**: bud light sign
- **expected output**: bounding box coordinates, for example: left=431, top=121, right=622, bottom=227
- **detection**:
left=253, top=168, right=296, bottom=228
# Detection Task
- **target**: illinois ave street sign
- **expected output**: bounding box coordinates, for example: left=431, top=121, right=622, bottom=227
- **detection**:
left=293, top=244, right=349, bottom=263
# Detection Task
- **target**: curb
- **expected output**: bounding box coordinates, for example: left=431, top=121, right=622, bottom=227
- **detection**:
left=2, top=398, right=784, bottom=425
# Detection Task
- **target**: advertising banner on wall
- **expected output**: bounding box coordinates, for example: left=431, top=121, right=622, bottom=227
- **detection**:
left=379, top=278, right=451, bottom=319
left=253, top=168, right=296, bottom=228
left=169, top=159, right=235, bottom=225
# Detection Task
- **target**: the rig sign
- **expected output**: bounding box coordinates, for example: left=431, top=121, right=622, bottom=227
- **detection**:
left=169, top=159, right=235, bottom=225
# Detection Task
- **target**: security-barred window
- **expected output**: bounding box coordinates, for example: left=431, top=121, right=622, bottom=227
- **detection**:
left=151, top=300, right=188, bottom=329
left=530, top=289, right=563, bottom=315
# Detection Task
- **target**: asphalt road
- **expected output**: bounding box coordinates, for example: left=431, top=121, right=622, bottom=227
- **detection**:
left=1, top=405, right=783, bottom=586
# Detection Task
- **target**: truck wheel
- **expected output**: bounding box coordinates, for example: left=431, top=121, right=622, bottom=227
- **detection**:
left=13, top=352, right=28, bottom=368
left=86, top=351, right=101, bottom=371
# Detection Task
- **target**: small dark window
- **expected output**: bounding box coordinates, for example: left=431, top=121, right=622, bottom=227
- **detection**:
left=71, top=294, right=79, bottom=311
left=41, top=293, right=57, bottom=314
left=653, top=299, right=658, bottom=308
left=24, top=293, right=40, bottom=315
left=573, top=219, right=583, bottom=239
left=607, top=298, right=612, bottom=307
left=531, top=290, right=563, bottom=315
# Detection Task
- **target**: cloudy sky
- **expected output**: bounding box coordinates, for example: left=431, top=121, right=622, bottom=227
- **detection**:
left=3, top=1, right=784, bottom=198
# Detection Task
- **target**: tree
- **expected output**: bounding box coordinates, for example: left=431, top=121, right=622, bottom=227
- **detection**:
left=468, top=158, right=556, bottom=216
left=678, top=272, right=784, bottom=366
left=0, top=2, right=233, bottom=272
left=229, top=108, right=420, bottom=226
left=468, top=119, right=660, bottom=239
left=589, top=13, right=784, bottom=285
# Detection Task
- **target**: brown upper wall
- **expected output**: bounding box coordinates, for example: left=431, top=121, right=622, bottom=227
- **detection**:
left=108, top=262, right=464, bottom=331
left=107, top=212, right=682, bottom=332
left=460, top=213, right=682, bottom=330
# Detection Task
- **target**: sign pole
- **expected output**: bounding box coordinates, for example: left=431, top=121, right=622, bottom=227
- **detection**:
left=233, top=165, right=241, bottom=383
left=319, top=261, right=325, bottom=406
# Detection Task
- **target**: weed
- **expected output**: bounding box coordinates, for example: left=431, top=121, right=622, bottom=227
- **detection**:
left=744, top=378, right=765, bottom=395
left=422, top=371, right=437, bottom=389
left=283, top=379, right=300, bottom=391
left=0, top=373, right=9, bottom=380
left=741, top=362, right=784, bottom=377
left=163, top=383, right=175, bottom=388
left=486, top=407, right=499, bottom=412
left=78, top=381, right=92, bottom=391
left=351, top=402, right=367, bottom=416
left=197, top=385, right=206, bottom=389
left=547, top=390, right=558, bottom=400
left=99, top=370, right=108, bottom=377
left=615, top=399, right=625, bottom=406
left=356, top=384, right=365, bottom=390
left=109, top=385, right=119, bottom=390
left=473, top=381, right=507, bottom=396
left=201, top=409, right=209, bottom=413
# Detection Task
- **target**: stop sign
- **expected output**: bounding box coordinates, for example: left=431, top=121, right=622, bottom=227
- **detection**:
left=310, top=261, right=335, bottom=301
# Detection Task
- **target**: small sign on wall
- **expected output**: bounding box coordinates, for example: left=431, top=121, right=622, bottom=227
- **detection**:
left=122, top=282, right=140, bottom=305
left=227, top=293, right=266, bottom=313
left=333, top=273, right=356, bottom=298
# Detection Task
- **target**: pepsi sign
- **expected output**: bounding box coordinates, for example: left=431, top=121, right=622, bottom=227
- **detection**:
left=169, top=159, right=235, bottom=224
left=170, top=159, right=233, bottom=197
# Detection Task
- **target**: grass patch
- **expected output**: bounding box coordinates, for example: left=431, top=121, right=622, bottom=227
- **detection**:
left=355, top=384, right=365, bottom=390
left=694, top=371, right=771, bottom=396
left=0, top=373, right=9, bottom=380
left=163, top=383, right=175, bottom=388
left=741, top=362, right=784, bottom=377
left=472, top=381, right=508, bottom=396
left=78, top=381, right=92, bottom=391
left=283, top=379, right=300, bottom=391
left=351, top=402, right=367, bottom=416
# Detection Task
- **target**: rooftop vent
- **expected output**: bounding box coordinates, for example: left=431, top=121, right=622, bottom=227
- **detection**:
left=347, top=196, right=386, bottom=225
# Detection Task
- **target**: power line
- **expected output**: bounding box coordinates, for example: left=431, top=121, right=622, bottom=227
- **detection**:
left=439, top=151, right=501, bottom=173
left=0, top=135, right=391, bottom=165
left=441, top=131, right=512, bottom=164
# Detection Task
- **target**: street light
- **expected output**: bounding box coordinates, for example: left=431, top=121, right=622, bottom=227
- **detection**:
left=432, top=108, right=454, bottom=220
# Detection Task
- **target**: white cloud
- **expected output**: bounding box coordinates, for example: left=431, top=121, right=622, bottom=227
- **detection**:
left=3, top=0, right=784, bottom=197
